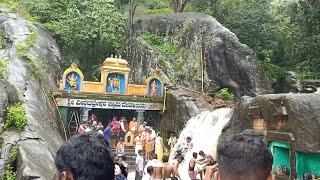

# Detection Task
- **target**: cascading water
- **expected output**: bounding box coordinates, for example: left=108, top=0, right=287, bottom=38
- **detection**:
left=170, top=107, right=234, bottom=180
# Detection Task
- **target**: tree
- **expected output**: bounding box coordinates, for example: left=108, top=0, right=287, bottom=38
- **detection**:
left=171, top=0, right=189, bottom=13
left=190, top=0, right=287, bottom=63
left=290, top=0, right=320, bottom=74
left=26, top=0, right=126, bottom=78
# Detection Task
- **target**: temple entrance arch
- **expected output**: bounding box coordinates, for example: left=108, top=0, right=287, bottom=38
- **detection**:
left=53, top=56, right=166, bottom=140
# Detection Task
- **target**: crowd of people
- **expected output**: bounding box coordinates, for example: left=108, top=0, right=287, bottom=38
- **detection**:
left=55, top=132, right=275, bottom=180
left=134, top=135, right=218, bottom=180
left=53, top=112, right=278, bottom=180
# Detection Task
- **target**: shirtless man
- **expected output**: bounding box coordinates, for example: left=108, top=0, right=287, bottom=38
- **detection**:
left=162, top=156, right=173, bottom=179
left=197, top=150, right=216, bottom=179
left=172, top=155, right=184, bottom=179
left=188, top=152, right=198, bottom=180
left=198, top=150, right=216, bottom=166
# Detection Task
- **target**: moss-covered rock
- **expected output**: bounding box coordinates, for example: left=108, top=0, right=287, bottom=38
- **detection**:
left=0, top=8, right=63, bottom=178
left=127, top=12, right=271, bottom=97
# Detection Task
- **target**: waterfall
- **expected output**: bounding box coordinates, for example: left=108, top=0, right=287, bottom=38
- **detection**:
left=170, top=107, right=233, bottom=180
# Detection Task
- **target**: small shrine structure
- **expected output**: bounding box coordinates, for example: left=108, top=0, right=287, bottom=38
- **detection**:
left=53, top=56, right=166, bottom=138
left=243, top=99, right=320, bottom=180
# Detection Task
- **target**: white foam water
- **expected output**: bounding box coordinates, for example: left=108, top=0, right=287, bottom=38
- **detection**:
left=170, top=107, right=234, bottom=180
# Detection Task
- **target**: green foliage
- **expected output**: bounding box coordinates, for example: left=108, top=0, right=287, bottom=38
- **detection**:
left=4, top=165, right=16, bottom=180
left=0, top=0, right=40, bottom=23
left=189, top=0, right=291, bottom=65
left=261, top=60, right=286, bottom=85
left=173, top=58, right=184, bottom=71
left=158, top=57, right=168, bottom=69
left=15, top=25, right=47, bottom=80
left=144, top=0, right=169, bottom=10
left=25, top=0, right=126, bottom=78
left=142, top=7, right=173, bottom=15
left=16, top=25, right=37, bottom=55
left=25, top=54, right=48, bottom=80
left=0, top=1, right=20, bottom=9
left=299, top=71, right=320, bottom=87
left=215, top=88, right=234, bottom=100
left=5, top=103, right=27, bottom=130
left=290, top=0, right=320, bottom=73
left=9, top=149, right=17, bottom=162
left=0, top=59, right=7, bottom=80
left=0, top=137, right=3, bottom=157
left=0, top=29, right=6, bottom=49
left=140, top=33, right=176, bottom=56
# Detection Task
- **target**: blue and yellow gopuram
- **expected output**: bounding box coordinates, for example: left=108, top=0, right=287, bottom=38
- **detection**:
left=59, top=55, right=165, bottom=97
left=54, top=56, right=166, bottom=138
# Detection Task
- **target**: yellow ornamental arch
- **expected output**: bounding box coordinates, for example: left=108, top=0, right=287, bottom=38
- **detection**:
left=145, top=72, right=164, bottom=97
left=62, top=63, right=84, bottom=91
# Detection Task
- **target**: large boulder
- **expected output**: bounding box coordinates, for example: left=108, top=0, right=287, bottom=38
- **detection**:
left=222, top=93, right=320, bottom=153
left=162, top=87, right=214, bottom=132
left=0, top=9, right=63, bottom=179
left=126, top=12, right=271, bottom=97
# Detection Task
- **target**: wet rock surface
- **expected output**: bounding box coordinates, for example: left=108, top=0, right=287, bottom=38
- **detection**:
left=0, top=9, right=63, bottom=178
left=222, top=93, right=320, bottom=153
left=126, top=12, right=271, bottom=97
left=162, top=87, right=214, bottom=132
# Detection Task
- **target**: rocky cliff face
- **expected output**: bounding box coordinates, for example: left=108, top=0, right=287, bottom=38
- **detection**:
left=126, top=12, right=271, bottom=97
left=0, top=8, right=63, bottom=179
left=222, top=94, right=320, bottom=153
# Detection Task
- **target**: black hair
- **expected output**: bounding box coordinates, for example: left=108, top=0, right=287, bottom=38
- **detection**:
left=138, top=149, right=143, bottom=154
left=152, top=153, right=158, bottom=160
left=115, top=162, right=128, bottom=178
left=55, top=132, right=114, bottom=180
left=120, top=155, right=126, bottom=161
left=177, top=155, right=184, bottom=161
left=192, top=152, right=197, bottom=158
left=162, top=155, right=169, bottom=163
left=199, top=150, right=205, bottom=156
left=217, top=134, right=273, bottom=180
left=147, top=166, right=154, bottom=174
left=186, top=136, right=191, bottom=140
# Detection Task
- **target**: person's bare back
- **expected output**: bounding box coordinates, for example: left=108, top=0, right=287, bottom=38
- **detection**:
left=162, top=163, right=173, bottom=179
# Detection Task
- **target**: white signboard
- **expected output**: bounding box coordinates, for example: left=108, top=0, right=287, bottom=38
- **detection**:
left=56, top=98, right=164, bottom=111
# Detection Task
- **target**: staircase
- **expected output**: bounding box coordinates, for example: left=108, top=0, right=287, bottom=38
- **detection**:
left=110, top=147, right=136, bottom=172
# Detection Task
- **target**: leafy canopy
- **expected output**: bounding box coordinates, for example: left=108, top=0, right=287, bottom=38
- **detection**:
left=26, top=0, right=126, bottom=78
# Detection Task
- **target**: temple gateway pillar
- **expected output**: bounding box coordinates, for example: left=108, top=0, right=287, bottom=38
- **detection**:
left=81, top=108, right=91, bottom=124
left=136, top=110, right=145, bottom=124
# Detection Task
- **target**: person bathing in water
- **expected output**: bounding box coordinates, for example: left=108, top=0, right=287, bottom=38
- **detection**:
left=188, top=152, right=199, bottom=180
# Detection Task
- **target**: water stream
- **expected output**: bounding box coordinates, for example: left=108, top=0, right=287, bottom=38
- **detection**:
left=170, top=107, right=234, bottom=180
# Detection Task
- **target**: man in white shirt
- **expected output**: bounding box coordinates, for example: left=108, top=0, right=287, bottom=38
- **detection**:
left=135, top=149, right=144, bottom=180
